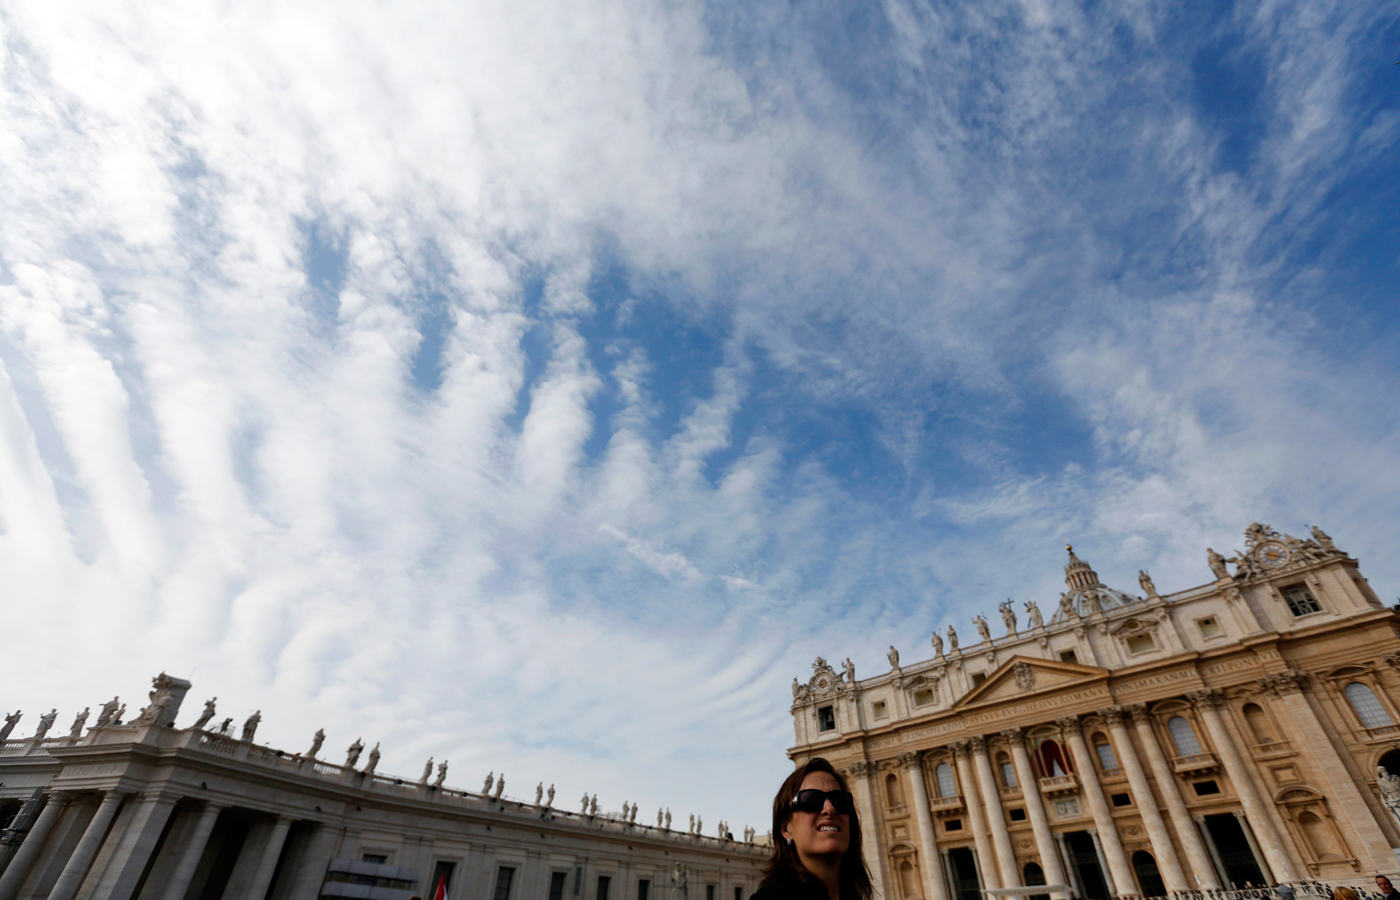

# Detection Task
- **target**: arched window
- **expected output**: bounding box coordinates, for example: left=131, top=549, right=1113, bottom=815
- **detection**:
left=1297, top=811, right=1344, bottom=861
left=1091, top=733, right=1118, bottom=771
left=899, top=860, right=920, bottom=900
left=1040, top=739, right=1071, bottom=776
left=1345, top=683, right=1394, bottom=729
left=935, top=762, right=957, bottom=798
left=1242, top=703, right=1275, bottom=744
left=997, top=752, right=1017, bottom=788
left=886, top=773, right=905, bottom=809
left=1167, top=717, right=1202, bottom=756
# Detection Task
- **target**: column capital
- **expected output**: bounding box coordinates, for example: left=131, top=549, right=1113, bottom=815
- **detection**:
left=895, top=751, right=924, bottom=770
left=1258, top=669, right=1310, bottom=695
left=845, top=760, right=879, bottom=778
left=1123, top=702, right=1149, bottom=718
left=949, top=740, right=972, bottom=760
left=999, top=727, right=1025, bottom=746
left=1186, top=689, right=1224, bottom=710
left=966, top=735, right=987, bottom=754
left=1054, top=715, right=1082, bottom=737
left=1098, top=706, right=1126, bottom=727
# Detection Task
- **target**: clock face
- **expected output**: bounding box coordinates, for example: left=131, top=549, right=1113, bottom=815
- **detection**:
left=815, top=676, right=831, bottom=692
left=1256, top=541, right=1290, bottom=568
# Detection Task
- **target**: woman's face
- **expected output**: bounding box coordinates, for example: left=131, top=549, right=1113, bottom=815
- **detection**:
left=782, top=770, right=851, bottom=860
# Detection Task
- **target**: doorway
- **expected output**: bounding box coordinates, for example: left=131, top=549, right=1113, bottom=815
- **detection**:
left=1204, top=814, right=1266, bottom=887
left=1064, top=832, right=1109, bottom=900
left=1131, top=851, right=1166, bottom=898
left=1023, top=862, right=1049, bottom=900
left=947, top=848, right=982, bottom=900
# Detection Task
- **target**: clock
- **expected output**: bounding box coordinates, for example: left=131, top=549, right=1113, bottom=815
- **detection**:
left=1255, top=541, right=1290, bottom=568
left=815, top=675, right=831, bottom=692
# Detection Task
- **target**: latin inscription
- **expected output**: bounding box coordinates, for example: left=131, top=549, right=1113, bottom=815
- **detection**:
left=1204, top=658, right=1257, bottom=676
left=867, top=686, right=1113, bottom=749
left=1113, top=669, right=1199, bottom=692
left=62, top=763, right=122, bottom=778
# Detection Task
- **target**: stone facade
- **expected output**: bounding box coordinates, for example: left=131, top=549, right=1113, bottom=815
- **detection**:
left=789, top=524, right=1400, bottom=900
left=0, top=680, right=764, bottom=900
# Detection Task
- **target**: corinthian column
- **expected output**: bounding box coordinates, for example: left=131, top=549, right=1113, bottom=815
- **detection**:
left=970, top=737, right=1020, bottom=889
left=1002, top=728, right=1067, bottom=892
left=951, top=740, right=1001, bottom=890
left=47, top=791, right=126, bottom=900
left=898, top=752, right=950, bottom=900
left=1188, top=690, right=1298, bottom=882
left=1125, top=704, right=1218, bottom=889
left=1099, top=708, right=1186, bottom=891
left=1057, top=717, right=1134, bottom=896
left=845, top=762, right=888, bottom=900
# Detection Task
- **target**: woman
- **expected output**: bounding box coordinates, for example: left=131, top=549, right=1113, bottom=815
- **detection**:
left=753, top=758, right=874, bottom=900
left=1331, top=888, right=1360, bottom=900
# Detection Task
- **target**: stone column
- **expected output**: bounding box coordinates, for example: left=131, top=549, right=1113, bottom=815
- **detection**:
left=92, top=793, right=179, bottom=900
left=1057, top=718, right=1134, bottom=896
left=47, top=791, right=126, bottom=900
left=1099, top=708, right=1187, bottom=891
left=951, top=740, right=1000, bottom=890
left=897, top=752, right=950, bottom=900
left=0, top=792, right=69, bottom=900
left=1266, top=671, right=1397, bottom=873
left=1125, top=704, right=1218, bottom=889
left=846, top=762, right=888, bottom=900
left=245, top=815, right=293, bottom=900
left=969, top=737, right=1020, bottom=889
left=282, top=822, right=336, bottom=900
left=1003, top=728, right=1067, bottom=892
left=158, top=802, right=225, bottom=900
left=1188, top=691, right=1298, bottom=882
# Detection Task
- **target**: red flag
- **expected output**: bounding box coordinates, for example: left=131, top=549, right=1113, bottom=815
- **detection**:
left=434, top=875, right=448, bottom=900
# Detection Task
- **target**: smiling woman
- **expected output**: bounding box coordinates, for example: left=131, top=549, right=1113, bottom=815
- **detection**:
left=756, top=758, right=873, bottom=900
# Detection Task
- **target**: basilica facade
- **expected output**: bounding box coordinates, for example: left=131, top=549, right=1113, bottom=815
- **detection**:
left=789, top=524, right=1400, bottom=900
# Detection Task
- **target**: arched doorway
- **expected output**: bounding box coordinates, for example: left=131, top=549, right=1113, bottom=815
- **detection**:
left=1378, top=748, right=1400, bottom=778
left=1132, top=851, right=1166, bottom=898
left=1064, top=832, right=1109, bottom=900
left=947, top=847, right=982, bottom=900
left=1023, top=862, right=1049, bottom=900
left=1203, top=814, right=1266, bottom=888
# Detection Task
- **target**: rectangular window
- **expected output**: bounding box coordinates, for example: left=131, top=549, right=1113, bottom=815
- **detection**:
left=1111, top=793, right=1132, bottom=807
left=431, top=862, right=457, bottom=898
left=706, top=886, right=715, bottom=900
left=1094, top=741, right=1119, bottom=771
left=551, top=873, right=569, bottom=900
left=598, top=876, right=611, bottom=900
left=944, top=818, right=962, bottom=831
left=970, top=673, right=987, bottom=686
left=493, top=867, right=515, bottom=900
left=872, top=700, right=888, bottom=719
left=361, top=854, right=388, bottom=864
left=999, top=761, right=1017, bottom=787
left=1059, top=650, right=1078, bottom=664
left=736, top=888, right=743, bottom=900
left=817, top=706, right=836, bottom=731
left=1008, top=808, right=1027, bottom=822
left=639, top=881, right=650, bottom=900
left=1192, top=781, right=1220, bottom=796
left=913, top=689, right=935, bottom=706
left=1282, top=584, right=1322, bottom=617
left=1197, top=616, right=1223, bottom=639
left=1126, top=633, right=1156, bottom=654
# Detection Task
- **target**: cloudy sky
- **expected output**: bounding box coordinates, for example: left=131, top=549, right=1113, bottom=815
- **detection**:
left=1, top=0, right=1397, bottom=829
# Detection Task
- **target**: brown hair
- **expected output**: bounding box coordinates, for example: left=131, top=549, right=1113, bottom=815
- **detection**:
left=762, top=757, right=873, bottom=900
left=1333, top=889, right=1360, bottom=900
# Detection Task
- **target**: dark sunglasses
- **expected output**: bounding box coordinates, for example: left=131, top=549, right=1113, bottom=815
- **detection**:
left=791, top=788, right=855, bottom=814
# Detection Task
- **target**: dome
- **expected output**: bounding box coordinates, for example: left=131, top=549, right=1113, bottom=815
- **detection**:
left=1050, top=545, right=1144, bottom=622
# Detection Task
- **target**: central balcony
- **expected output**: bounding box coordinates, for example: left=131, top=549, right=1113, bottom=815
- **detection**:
left=1038, top=774, right=1079, bottom=798
left=1171, top=752, right=1220, bottom=775
left=928, top=795, right=966, bottom=817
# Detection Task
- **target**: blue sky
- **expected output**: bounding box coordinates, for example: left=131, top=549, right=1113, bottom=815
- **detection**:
left=0, top=0, right=1397, bottom=829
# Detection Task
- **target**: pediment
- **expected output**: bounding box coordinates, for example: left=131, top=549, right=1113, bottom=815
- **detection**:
left=955, top=656, right=1109, bottom=707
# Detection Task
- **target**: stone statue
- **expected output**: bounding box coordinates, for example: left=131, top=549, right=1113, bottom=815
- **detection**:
left=96, top=696, right=120, bottom=727
left=535, top=782, right=544, bottom=805
left=930, top=630, right=944, bottom=656
left=629, top=803, right=637, bottom=823
left=589, top=794, right=598, bottom=815
left=621, top=801, right=631, bottom=820
left=999, top=600, right=1017, bottom=635
left=494, top=775, right=506, bottom=800
left=218, top=717, right=232, bottom=735
left=193, top=698, right=217, bottom=731
left=307, top=729, right=326, bottom=760
left=665, top=808, right=672, bottom=829
left=973, top=615, right=991, bottom=643
left=658, top=808, right=665, bottom=827
left=673, top=863, right=688, bottom=900
left=887, top=645, right=900, bottom=669
left=546, top=784, right=555, bottom=808
left=1207, top=548, right=1230, bottom=580
left=34, top=709, right=57, bottom=740
left=582, top=792, right=591, bottom=812
left=420, top=757, right=434, bottom=786
left=1025, top=600, right=1043, bottom=628
left=434, top=760, right=448, bottom=788
left=68, top=708, right=89, bottom=738
left=365, top=743, right=381, bottom=776
left=1, top=710, right=21, bottom=741
left=843, top=658, right=856, bottom=683
left=241, top=710, right=261, bottom=742
left=1138, top=570, right=1158, bottom=597
left=112, top=704, right=126, bottom=725
left=688, top=813, right=695, bottom=833
left=484, top=772, right=495, bottom=794
left=696, top=815, right=702, bottom=834
left=136, top=694, right=171, bottom=727
left=947, top=625, right=958, bottom=650
left=1311, top=526, right=1337, bottom=552
left=1058, top=592, right=1078, bottom=619
left=1378, top=766, right=1400, bottom=826
left=345, top=738, right=364, bottom=768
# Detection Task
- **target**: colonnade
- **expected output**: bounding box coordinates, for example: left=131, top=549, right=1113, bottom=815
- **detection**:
left=852, top=701, right=1313, bottom=900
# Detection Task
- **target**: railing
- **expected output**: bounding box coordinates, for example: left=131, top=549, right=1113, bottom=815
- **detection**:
left=929, top=795, right=965, bottom=814
left=1365, top=724, right=1400, bottom=739
left=1038, top=774, right=1079, bottom=796
left=1171, top=753, right=1219, bottom=774
left=1252, top=740, right=1294, bottom=758
left=1159, top=883, right=1381, bottom=900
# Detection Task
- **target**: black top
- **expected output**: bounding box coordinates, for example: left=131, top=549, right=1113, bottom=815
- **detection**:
left=751, top=873, right=832, bottom=900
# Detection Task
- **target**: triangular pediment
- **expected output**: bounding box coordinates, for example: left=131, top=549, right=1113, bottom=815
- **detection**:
left=955, top=655, right=1109, bottom=707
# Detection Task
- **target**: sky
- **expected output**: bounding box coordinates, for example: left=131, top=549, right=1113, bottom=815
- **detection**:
left=1, top=0, right=1398, bottom=832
